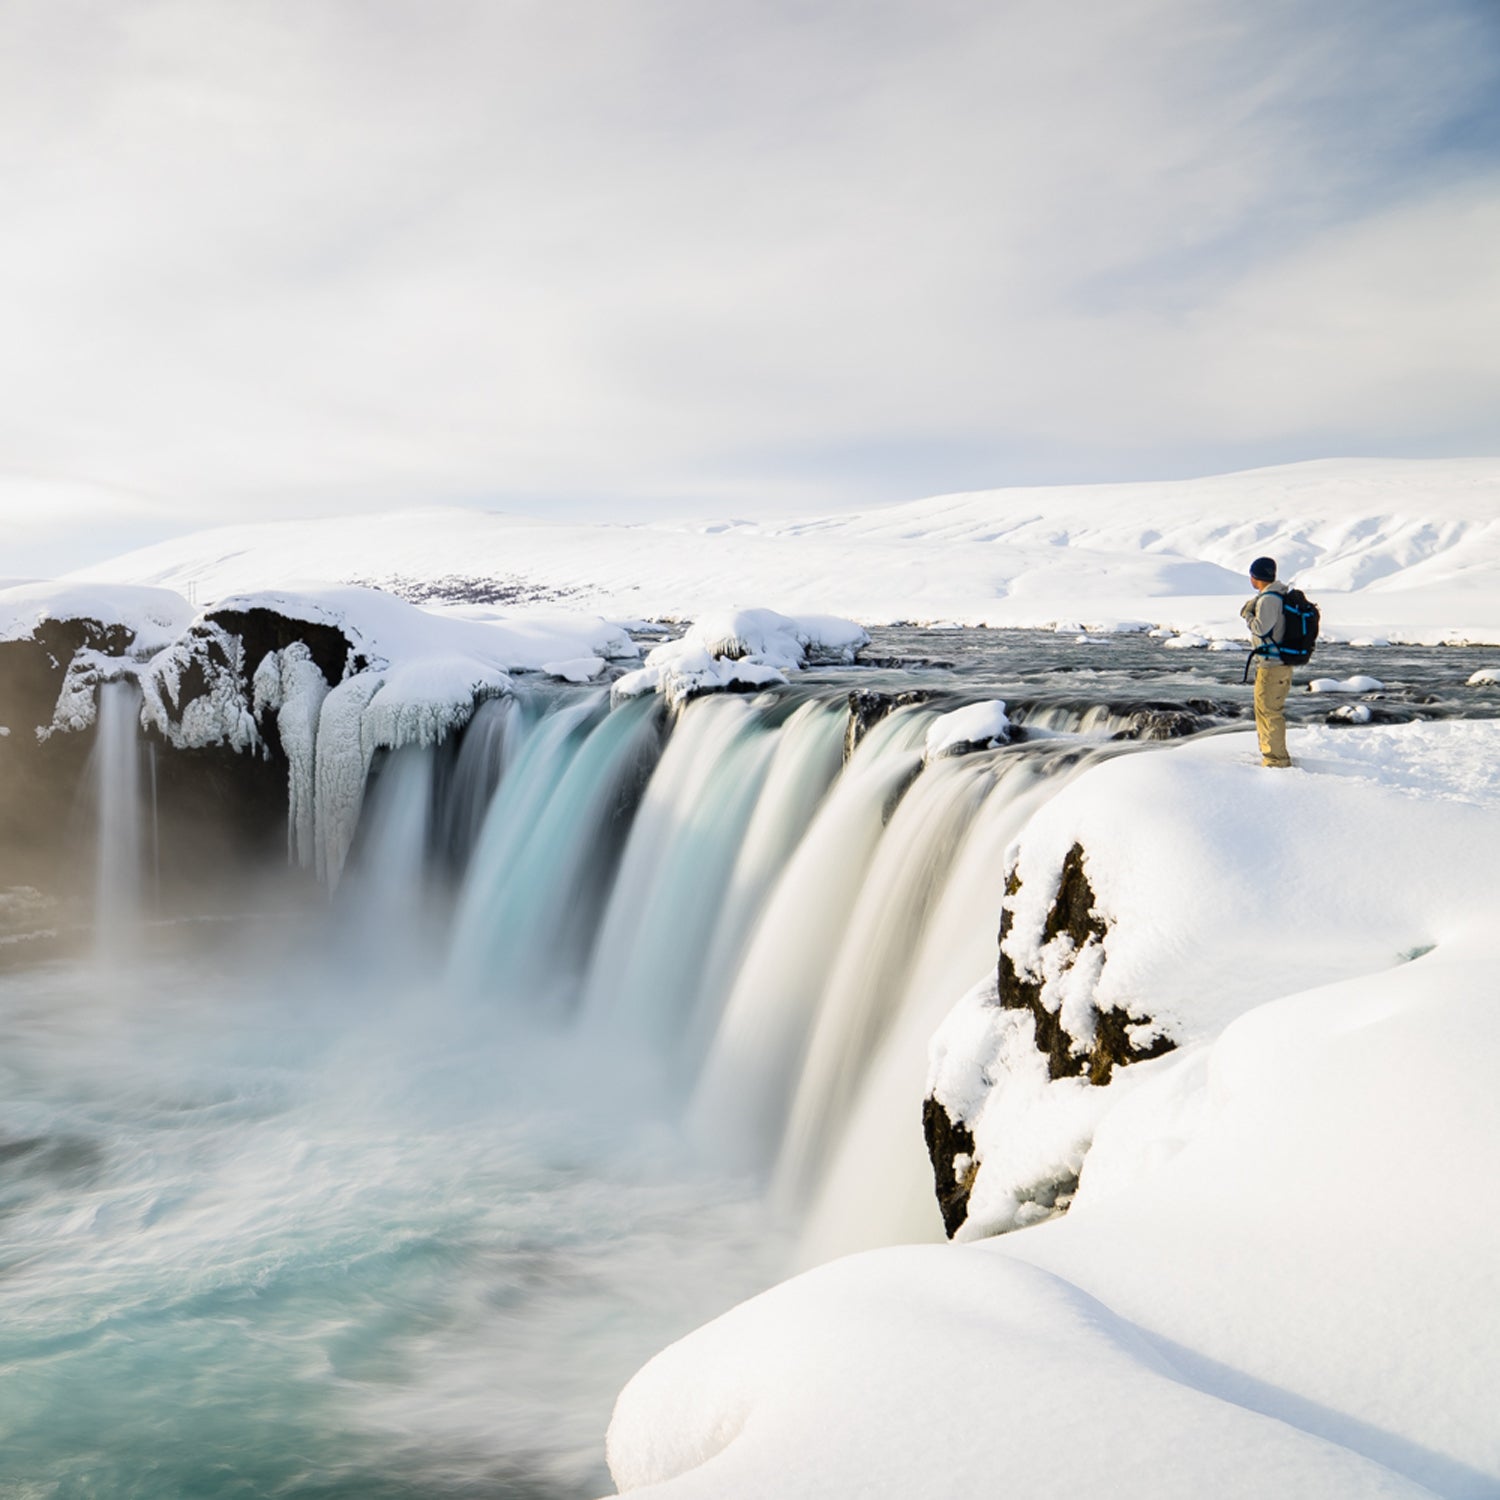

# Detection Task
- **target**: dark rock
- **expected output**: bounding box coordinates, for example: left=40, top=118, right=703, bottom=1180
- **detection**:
left=998, top=842, right=1174, bottom=1085
left=0, top=607, right=328, bottom=904
left=1109, top=702, right=1211, bottom=741
left=844, top=688, right=931, bottom=761
left=206, top=607, right=362, bottom=691
left=922, top=1095, right=978, bottom=1237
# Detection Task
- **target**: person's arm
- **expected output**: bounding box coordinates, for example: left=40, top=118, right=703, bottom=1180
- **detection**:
left=1250, top=592, right=1284, bottom=651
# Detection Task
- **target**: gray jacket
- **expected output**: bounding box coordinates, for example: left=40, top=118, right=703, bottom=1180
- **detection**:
left=1240, top=581, right=1289, bottom=660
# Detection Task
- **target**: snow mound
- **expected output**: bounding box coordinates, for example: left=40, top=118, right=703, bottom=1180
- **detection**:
left=1468, top=667, right=1500, bottom=686
left=924, top=700, right=1010, bottom=761
left=1307, top=675, right=1385, bottom=693
left=618, top=608, right=868, bottom=710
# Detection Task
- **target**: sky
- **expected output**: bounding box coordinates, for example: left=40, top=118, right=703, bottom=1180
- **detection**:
left=3, top=0, right=1500, bottom=575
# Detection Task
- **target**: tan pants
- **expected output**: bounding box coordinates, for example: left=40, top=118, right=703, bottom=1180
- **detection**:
left=1254, top=663, right=1294, bottom=767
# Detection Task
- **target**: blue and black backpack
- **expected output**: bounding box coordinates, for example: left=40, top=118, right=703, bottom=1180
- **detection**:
left=1244, top=587, right=1321, bottom=681
left=1275, top=588, right=1321, bottom=665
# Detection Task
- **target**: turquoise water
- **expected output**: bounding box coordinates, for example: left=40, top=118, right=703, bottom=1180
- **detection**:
left=0, top=939, right=780, bottom=1499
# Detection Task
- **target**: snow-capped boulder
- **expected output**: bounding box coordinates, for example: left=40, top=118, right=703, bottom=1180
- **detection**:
left=923, top=700, right=1011, bottom=761
left=924, top=839, right=1175, bottom=1237
left=618, top=608, right=869, bottom=710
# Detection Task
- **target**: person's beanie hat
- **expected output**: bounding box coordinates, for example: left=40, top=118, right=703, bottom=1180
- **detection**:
left=1249, top=556, right=1277, bottom=582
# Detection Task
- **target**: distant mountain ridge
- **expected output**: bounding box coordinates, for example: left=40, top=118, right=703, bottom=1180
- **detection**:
left=66, top=458, right=1500, bottom=643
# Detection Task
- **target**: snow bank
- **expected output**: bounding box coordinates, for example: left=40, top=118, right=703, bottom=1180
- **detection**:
left=608, top=1244, right=1441, bottom=1498
left=617, top=609, right=867, bottom=710
left=608, top=720, right=1500, bottom=1499
left=212, top=586, right=637, bottom=677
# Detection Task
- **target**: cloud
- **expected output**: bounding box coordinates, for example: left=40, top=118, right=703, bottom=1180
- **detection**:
left=0, top=0, right=1497, bottom=544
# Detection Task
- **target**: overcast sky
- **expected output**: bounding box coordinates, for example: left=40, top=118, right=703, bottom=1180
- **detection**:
left=4, top=0, right=1500, bottom=573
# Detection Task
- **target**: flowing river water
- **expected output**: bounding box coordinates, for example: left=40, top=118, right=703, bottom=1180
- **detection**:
left=2, top=629, right=1497, bottom=1498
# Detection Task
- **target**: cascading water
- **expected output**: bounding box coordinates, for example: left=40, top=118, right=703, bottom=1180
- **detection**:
left=446, top=692, right=663, bottom=1013
left=8, top=643, right=1276, bottom=1500
left=91, top=678, right=145, bottom=958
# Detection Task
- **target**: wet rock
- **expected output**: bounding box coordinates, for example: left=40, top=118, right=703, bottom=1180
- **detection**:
left=1108, top=700, right=1217, bottom=741
left=844, top=689, right=931, bottom=761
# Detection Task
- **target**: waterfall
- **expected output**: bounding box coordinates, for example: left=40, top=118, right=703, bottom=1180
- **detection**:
left=789, top=742, right=1124, bottom=1263
left=354, top=684, right=1166, bottom=1259
left=338, top=745, right=439, bottom=963
left=92, top=679, right=144, bottom=960
left=440, top=695, right=529, bottom=872
left=580, top=695, right=779, bottom=1060
left=445, top=692, right=663, bottom=1013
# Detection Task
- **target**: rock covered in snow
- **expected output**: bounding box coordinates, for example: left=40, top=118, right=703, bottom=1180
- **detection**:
left=0, top=577, right=646, bottom=890
left=923, top=721, right=1500, bottom=1243
left=923, top=700, right=1011, bottom=761
left=0, top=582, right=195, bottom=740
left=616, top=607, right=868, bottom=710
left=924, top=838, right=1174, bottom=1238
left=1467, top=667, right=1500, bottom=686
left=0, top=582, right=193, bottom=656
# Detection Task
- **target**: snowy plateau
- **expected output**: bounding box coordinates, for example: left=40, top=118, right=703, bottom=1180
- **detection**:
left=3, top=456, right=1500, bottom=1499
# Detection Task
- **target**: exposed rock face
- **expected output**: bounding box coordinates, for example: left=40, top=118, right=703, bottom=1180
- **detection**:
left=921, top=1096, right=977, bottom=1238
left=844, top=689, right=931, bottom=762
left=998, top=843, right=1174, bottom=1087
left=0, top=607, right=347, bottom=901
left=923, top=839, right=1176, bottom=1239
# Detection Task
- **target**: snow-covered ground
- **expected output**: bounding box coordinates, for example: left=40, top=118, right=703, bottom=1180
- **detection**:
left=12, top=457, right=1500, bottom=1496
left=605, top=720, right=1500, bottom=1499
left=59, top=457, right=1500, bottom=643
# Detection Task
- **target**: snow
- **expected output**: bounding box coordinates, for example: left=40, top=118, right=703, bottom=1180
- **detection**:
left=212, top=586, right=638, bottom=677
left=543, top=657, right=607, bottom=683
left=61, top=457, right=1500, bottom=644
left=1307, top=674, right=1385, bottom=693
left=923, top=700, right=1010, bottom=760
left=606, top=719, right=1500, bottom=1499
left=0, top=581, right=193, bottom=653
left=1468, top=667, right=1500, bottom=686
left=618, top=609, right=867, bottom=710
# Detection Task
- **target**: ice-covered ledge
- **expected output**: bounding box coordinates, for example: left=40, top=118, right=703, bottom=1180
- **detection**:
left=606, top=719, right=1500, bottom=1499
left=0, top=579, right=643, bottom=888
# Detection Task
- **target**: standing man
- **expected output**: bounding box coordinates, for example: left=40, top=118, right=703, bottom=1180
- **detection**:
left=1241, top=556, right=1294, bottom=768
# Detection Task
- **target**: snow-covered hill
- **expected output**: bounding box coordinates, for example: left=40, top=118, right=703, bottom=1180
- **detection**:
left=64, top=458, right=1500, bottom=644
